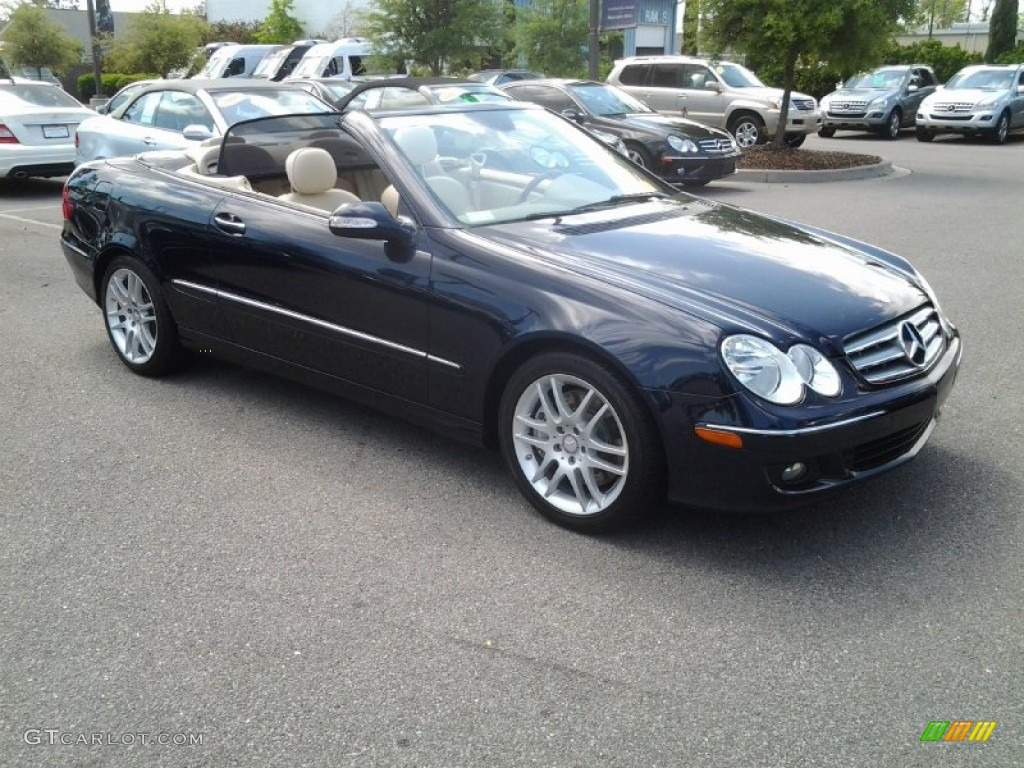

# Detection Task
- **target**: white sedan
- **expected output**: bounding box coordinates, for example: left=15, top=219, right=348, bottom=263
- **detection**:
left=0, top=80, right=95, bottom=180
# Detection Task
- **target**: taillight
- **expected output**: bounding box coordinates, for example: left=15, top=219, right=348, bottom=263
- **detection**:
left=62, top=182, right=74, bottom=221
left=0, top=123, right=20, bottom=144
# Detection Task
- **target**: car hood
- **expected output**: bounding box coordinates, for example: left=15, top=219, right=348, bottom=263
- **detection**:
left=925, top=88, right=1005, bottom=104
left=827, top=88, right=896, bottom=101
left=737, top=86, right=814, bottom=104
left=482, top=200, right=926, bottom=346
left=617, top=113, right=725, bottom=139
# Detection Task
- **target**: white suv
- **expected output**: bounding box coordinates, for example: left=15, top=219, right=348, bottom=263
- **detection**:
left=607, top=56, right=822, bottom=147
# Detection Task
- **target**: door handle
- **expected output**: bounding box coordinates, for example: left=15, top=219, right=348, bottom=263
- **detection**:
left=142, top=136, right=157, bottom=145
left=213, top=212, right=246, bottom=236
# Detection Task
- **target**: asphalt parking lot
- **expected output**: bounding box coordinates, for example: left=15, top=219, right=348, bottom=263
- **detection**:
left=1, top=132, right=1022, bottom=767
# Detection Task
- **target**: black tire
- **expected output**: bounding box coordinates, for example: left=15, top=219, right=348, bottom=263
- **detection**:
left=991, top=111, right=1010, bottom=145
left=680, top=179, right=710, bottom=189
left=728, top=114, right=766, bottom=148
left=883, top=108, right=902, bottom=140
left=915, top=127, right=934, bottom=143
left=101, top=255, right=185, bottom=376
left=785, top=133, right=806, bottom=148
left=498, top=352, right=664, bottom=533
left=817, top=126, right=836, bottom=138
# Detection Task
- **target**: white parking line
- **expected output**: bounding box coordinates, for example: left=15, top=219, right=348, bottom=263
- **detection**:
left=0, top=211, right=63, bottom=231
left=0, top=204, right=62, bottom=214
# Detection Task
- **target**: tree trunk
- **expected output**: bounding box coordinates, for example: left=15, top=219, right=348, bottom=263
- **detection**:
left=771, top=51, right=797, bottom=148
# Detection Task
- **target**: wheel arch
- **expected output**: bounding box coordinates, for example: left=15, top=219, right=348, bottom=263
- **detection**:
left=480, top=334, right=652, bottom=450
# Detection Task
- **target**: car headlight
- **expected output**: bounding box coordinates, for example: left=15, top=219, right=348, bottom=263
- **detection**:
left=721, top=335, right=842, bottom=404
left=868, top=96, right=890, bottom=110
left=976, top=95, right=1000, bottom=108
left=667, top=135, right=698, bottom=153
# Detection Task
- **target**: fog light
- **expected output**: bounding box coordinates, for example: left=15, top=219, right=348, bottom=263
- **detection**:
left=781, top=462, right=808, bottom=483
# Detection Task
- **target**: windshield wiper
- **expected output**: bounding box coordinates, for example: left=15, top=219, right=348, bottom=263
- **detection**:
left=518, top=192, right=672, bottom=222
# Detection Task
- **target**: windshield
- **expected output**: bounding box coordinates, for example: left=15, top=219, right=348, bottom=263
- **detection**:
left=849, top=68, right=906, bottom=90
left=377, top=107, right=667, bottom=226
left=714, top=63, right=765, bottom=88
left=945, top=68, right=1014, bottom=91
left=568, top=83, right=654, bottom=115
left=197, top=48, right=234, bottom=78
left=426, top=86, right=511, bottom=105
left=0, top=83, right=85, bottom=109
left=252, top=48, right=289, bottom=78
left=211, top=89, right=333, bottom=124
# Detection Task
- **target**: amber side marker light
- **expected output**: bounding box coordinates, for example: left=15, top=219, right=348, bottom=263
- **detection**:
left=694, top=426, right=744, bottom=449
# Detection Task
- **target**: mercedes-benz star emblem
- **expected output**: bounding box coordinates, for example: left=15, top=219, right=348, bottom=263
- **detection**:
left=899, top=321, right=927, bottom=367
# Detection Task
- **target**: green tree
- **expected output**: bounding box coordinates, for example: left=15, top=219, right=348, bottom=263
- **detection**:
left=994, top=38, right=1024, bottom=63
left=203, top=20, right=263, bottom=45
left=361, top=0, right=502, bottom=75
left=911, top=0, right=970, bottom=31
left=105, top=2, right=206, bottom=76
left=0, top=3, right=83, bottom=78
left=515, top=0, right=588, bottom=76
left=701, top=0, right=914, bottom=147
left=681, top=0, right=700, bottom=55
left=257, top=0, right=304, bottom=44
left=985, top=0, right=1019, bottom=62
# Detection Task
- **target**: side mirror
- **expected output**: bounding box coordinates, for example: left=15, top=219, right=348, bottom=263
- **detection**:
left=183, top=124, right=214, bottom=141
left=908, top=84, right=919, bottom=93
left=329, top=201, right=416, bottom=246
left=560, top=108, right=584, bottom=124
left=1017, top=85, right=1024, bottom=95
left=704, top=81, right=722, bottom=93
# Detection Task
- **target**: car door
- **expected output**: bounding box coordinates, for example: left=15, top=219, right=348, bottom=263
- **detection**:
left=905, top=68, right=935, bottom=117
left=638, top=62, right=687, bottom=115
left=204, top=189, right=433, bottom=402
left=678, top=63, right=724, bottom=127
left=1013, top=68, right=1024, bottom=128
left=110, top=90, right=206, bottom=155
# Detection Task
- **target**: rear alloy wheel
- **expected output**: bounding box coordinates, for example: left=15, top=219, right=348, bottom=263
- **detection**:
left=729, top=114, right=765, bottom=148
left=817, top=126, right=836, bottom=138
left=991, top=111, right=1010, bottom=144
left=915, top=127, right=934, bottom=142
left=102, top=256, right=184, bottom=376
left=884, top=108, right=902, bottom=140
left=499, top=352, right=663, bottom=532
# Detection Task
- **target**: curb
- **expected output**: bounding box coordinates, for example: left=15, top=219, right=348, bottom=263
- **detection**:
left=735, top=159, right=893, bottom=183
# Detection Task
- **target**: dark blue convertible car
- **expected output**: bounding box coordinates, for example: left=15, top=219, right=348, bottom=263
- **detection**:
left=60, top=104, right=961, bottom=531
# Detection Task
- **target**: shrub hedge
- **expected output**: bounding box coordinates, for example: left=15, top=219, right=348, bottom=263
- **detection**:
left=77, top=73, right=159, bottom=100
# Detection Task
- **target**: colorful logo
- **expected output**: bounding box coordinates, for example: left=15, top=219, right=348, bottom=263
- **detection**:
left=921, top=721, right=997, bottom=742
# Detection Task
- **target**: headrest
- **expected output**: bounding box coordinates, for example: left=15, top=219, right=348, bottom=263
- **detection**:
left=393, top=126, right=437, bottom=167
left=183, top=143, right=220, bottom=175
left=285, top=147, right=337, bottom=195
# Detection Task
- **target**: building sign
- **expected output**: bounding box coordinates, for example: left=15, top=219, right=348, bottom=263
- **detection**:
left=602, top=0, right=637, bottom=30
left=95, top=0, right=114, bottom=34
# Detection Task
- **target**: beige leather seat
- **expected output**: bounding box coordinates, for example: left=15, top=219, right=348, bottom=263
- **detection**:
left=382, top=126, right=472, bottom=218
left=278, top=147, right=359, bottom=212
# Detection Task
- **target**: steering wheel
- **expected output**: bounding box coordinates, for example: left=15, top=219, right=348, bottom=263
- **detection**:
left=517, top=170, right=564, bottom=203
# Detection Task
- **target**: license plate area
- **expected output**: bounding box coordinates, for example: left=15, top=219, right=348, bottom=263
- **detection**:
left=43, top=124, right=70, bottom=139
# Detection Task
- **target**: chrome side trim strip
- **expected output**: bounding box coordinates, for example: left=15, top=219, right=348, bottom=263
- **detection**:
left=62, top=240, right=91, bottom=260
left=172, top=279, right=463, bottom=371
left=699, top=410, right=886, bottom=437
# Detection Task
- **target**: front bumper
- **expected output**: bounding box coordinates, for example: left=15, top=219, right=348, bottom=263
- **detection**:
left=822, top=110, right=890, bottom=131
left=765, top=109, right=823, bottom=136
left=650, top=332, right=962, bottom=511
left=916, top=111, right=1000, bottom=135
left=657, top=152, right=739, bottom=184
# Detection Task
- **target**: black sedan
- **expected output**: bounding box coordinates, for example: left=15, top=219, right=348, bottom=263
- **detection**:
left=60, top=104, right=961, bottom=532
left=502, top=79, right=741, bottom=187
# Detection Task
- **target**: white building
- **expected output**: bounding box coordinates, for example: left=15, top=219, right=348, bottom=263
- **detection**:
left=205, top=0, right=369, bottom=39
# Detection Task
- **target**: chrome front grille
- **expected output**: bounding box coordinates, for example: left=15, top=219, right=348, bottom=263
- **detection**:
left=791, top=98, right=816, bottom=111
left=829, top=100, right=867, bottom=113
left=843, top=306, right=945, bottom=384
left=697, top=137, right=734, bottom=152
left=931, top=102, right=974, bottom=114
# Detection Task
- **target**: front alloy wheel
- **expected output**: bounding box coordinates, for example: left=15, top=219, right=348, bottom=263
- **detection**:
left=884, top=108, right=902, bottom=140
left=730, top=115, right=765, bottom=148
left=499, top=353, right=663, bottom=532
left=992, top=111, right=1010, bottom=144
left=102, top=256, right=183, bottom=376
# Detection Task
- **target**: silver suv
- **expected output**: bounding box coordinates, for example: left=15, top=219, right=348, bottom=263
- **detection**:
left=819, top=65, right=938, bottom=140
left=607, top=55, right=822, bottom=147
left=916, top=64, right=1024, bottom=144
